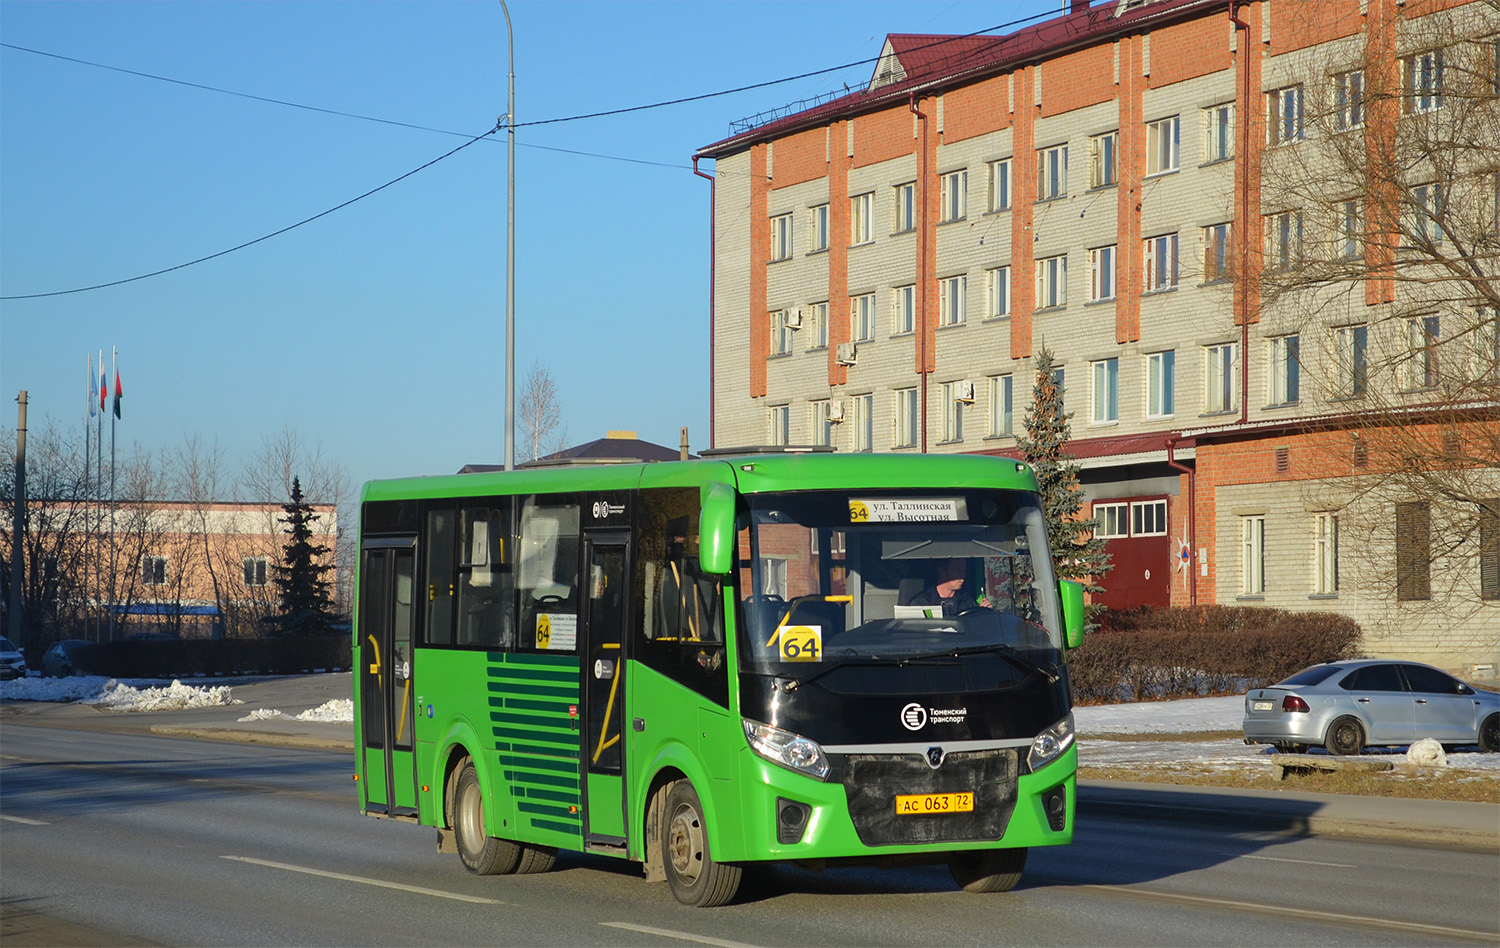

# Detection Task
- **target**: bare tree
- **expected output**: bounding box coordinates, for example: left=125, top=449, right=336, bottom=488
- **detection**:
left=518, top=361, right=569, bottom=462
left=1255, top=1, right=1499, bottom=640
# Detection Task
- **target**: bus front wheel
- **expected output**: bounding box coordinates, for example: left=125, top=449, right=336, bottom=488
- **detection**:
left=661, top=780, right=741, bottom=907
left=453, top=761, right=522, bottom=875
left=948, top=847, right=1027, bottom=893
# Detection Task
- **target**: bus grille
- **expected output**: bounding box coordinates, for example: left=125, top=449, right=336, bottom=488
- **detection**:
left=841, top=749, right=1018, bottom=847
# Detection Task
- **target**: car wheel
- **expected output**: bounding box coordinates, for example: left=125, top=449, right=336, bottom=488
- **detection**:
left=1480, top=714, right=1500, bottom=753
left=948, top=847, right=1027, bottom=893
left=661, top=780, right=741, bottom=907
left=1326, top=716, right=1365, bottom=756
left=452, top=760, right=522, bottom=875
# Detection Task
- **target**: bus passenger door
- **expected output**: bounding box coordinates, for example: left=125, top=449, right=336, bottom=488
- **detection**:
left=359, top=541, right=419, bottom=816
left=581, top=535, right=629, bottom=849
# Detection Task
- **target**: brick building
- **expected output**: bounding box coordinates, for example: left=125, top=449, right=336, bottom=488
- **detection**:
left=696, top=0, right=1499, bottom=673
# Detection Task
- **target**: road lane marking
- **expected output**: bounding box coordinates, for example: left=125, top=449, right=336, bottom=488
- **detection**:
left=1073, top=882, right=1499, bottom=942
left=222, top=856, right=507, bottom=905
left=1242, top=854, right=1357, bottom=868
left=602, top=922, right=766, bottom=948
left=1, top=814, right=50, bottom=825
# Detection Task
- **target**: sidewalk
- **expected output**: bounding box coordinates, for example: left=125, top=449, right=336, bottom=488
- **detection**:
left=5, top=673, right=1497, bottom=853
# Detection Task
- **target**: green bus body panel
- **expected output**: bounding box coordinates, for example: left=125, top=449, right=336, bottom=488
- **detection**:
left=586, top=773, right=625, bottom=838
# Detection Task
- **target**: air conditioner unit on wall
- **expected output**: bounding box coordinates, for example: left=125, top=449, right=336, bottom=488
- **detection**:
left=955, top=380, right=975, bottom=402
left=827, top=400, right=845, bottom=422
left=836, top=343, right=858, bottom=365
left=784, top=308, right=802, bottom=329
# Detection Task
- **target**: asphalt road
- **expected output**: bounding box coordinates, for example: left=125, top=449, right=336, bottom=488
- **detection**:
left=3, top=720, right=1498, bottom=947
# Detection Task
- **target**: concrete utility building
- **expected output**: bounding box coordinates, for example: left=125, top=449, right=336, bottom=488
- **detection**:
left=696, top=0, right=1499, bottom=673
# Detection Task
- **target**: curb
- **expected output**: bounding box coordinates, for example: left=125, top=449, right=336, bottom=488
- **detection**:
left=148, top=725, right=352, bottom=752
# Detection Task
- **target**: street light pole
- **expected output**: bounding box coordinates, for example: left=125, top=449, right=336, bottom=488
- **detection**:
left=500, top=0, right=516, bottom=471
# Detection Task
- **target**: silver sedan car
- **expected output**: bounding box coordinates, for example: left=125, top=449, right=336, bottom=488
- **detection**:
left=1243, top=659, right=1500, bottom=755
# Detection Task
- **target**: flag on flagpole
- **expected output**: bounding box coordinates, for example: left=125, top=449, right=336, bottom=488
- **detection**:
left=99, top=351, right=108, bottom=414
left=112, top=349, right=123, bottom=419
left=88, top=353, right=98, bottom=418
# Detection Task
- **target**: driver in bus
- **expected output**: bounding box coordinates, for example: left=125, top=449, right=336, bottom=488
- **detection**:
left=909, top=558, right=971, bottom=617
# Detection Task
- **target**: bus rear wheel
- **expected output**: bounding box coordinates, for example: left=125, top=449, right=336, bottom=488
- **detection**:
left=948, top=847, right=1027, bottom=893
left=453, top=761, right=522, bottom=875
left=661, top=780, right=741, bottom=907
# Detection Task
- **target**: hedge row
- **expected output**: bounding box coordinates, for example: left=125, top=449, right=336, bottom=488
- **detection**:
left=1069, top=605, right=1362, bottom=705
left=65, top=636, right=352, bottom=679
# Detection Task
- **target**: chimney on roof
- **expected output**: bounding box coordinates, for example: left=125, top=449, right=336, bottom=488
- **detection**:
left=1070, top=0, right=1092, bottom=13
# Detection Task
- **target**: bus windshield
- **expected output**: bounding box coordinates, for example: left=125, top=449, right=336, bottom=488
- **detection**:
left=737, top=489, right=1063, bottom=676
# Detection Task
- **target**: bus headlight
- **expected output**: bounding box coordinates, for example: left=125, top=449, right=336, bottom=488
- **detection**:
left=1027, top=713, right=1075, bottom=772
left=743, top=719, right=830, bottom=780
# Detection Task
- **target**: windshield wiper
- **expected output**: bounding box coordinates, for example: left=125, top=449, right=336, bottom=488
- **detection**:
left=903, top=643, right=1061, bottom=684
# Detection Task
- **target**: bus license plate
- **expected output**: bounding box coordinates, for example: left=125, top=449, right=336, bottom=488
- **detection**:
left=895, top=792, right=974, bottom=815
left=1253, top=700, right=1274, bottom=712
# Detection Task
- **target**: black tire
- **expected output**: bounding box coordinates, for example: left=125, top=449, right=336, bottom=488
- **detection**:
left=1326, top=716, right=1365, bottom=756
left=661, top=780, right=741, bottom=907
left=948, top=848, right=1027, bottom=893
left=452, top=761, right=521, bottom=875
left=1480, top=714, right=1500, bottom=753
left=515, top=845, right=557, bottom=874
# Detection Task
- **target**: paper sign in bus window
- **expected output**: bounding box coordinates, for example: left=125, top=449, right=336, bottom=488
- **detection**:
left=536, top=613, right=578, bottom=650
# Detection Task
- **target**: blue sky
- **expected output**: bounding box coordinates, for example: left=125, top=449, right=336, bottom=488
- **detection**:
left=1, top=0, right=1055, bottom=494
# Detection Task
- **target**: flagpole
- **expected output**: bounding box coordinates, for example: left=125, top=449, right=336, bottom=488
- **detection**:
left=109, top=346, right=118, bottom=643
left=86, top=353, right=96, bottom=642
left=97, top=349, right=106, bottom=641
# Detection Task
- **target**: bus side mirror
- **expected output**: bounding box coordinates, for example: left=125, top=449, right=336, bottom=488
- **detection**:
left=699, top=482, right=736, bottom=576
left=1058, top=580, right=1085, bottom=650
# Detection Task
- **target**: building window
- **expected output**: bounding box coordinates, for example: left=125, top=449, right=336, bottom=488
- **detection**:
left=987, top=375, right=1013, bottom=437
left=1203, top=222, right=1232, bottom=282
left=851, top=293, right=876, bottom=343
left=768, top=405, right=790, bottom=446
left=1480, top=498, right=1499, bottom=601
left=1334, top=69, right=1365, bottom=131
left=242, top=556, right=269, bottom=588
left=894, top=388, right=919, bottom=447
left=770, top=213, right=793, bottom=262
left=1313, top=512, right=1339, bottom=595
left=1395, top=501, right=1432, bottom=601
left=1133, top=500, right=1167, bottom=536
left=1406, top=314, right=1441, bottom=389
left=1144, top=233, right=1178, bottom=291
left=142, top=555, right=169, bottom=587
left=1145, top=115, right=1179, bottom=175
left=1089, top=245, right=1116, bottom=301
left=808, top=301, right=829, bottom=349
left=894, top=182, right=916, bottom=233
left=1089, top=131, right=1118, bottom=188
left=1147, top=350, right=1175, bottom=417
left=1037, top=144, right=1068, bottom=201
left=988, top=158, right=1012, bottom=211
left=1267, top=85, right=1304, bottom=145
left=1335, top=325, right=1368, bottom=397
left=1094, top=503, right=1129, bottom=538
left=770, top=310, right=796, bottom=356
left=1205, top=342, right=1238, bottom=413
left=1408, top=183, right=1445, bottom=246
left=1269, top=334, right=1301, bottom=406
left=809, top=204, right=829, bottom=253
left=1476, top=307, right=1499, bottom=380
left=1241, top=515, right=1266, bottom=596
left=851, top=192, right=874, bottom=245
left=1403, top=49, right=1444, bottom=114
left=851, top=394, right=874, bottom=452
left=810, top=401, right=833, bottom=447
left=1335, top=199, right=1362, bottom=260
left=893, top=285, right=916, bottom=335
left=1036, top=254, right=1068, bottom=309
left=941, top=381, right=966, bottom=442
left=1266, top=210, right=1303, bottom=271
left=939, top=275, right=966, bottom=326
left=1052, top=367, right=1066, bottom=411
left=985, top=266, right=1011, bottom=318
left=1091, top=358, right=1119, bottom=423
left=1204, top=102, right=1234, bottom=162
left=940, top=169, right=967, bottom=222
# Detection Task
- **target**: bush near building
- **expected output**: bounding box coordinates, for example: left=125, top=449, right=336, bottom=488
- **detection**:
left=1070, top=605, right=1361, bottom=705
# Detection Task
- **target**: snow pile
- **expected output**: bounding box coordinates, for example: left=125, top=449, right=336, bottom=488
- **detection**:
left=294, top=698, right=352, bottom=723
left=238, top=708, right=288, bottom=722
left=1, top=675, right=121, bottom=703
left=84, top=679, right=241, bottom=711
left=1406, top=738, right=1448, bottom=767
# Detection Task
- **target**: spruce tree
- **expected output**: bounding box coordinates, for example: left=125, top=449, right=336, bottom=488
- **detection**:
left=272, top=476, right=337, bottom=636
left=1015, top=348, right=1113, bottom=627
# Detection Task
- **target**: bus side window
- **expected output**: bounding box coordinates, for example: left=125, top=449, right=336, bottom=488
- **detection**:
left=517, top=497, right=581, bottom=652
left=424, top=508, right=456, bottom=646
left=636, top=488, right=728, bottom=708
left=457, top=504, right=514, bottom=648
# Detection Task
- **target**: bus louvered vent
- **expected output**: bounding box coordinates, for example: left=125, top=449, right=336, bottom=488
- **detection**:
left=487, top=653, right=583, bottom=840
left=841, top=749, right=1018, bottom=846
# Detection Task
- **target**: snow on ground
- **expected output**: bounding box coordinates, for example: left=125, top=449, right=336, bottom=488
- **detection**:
left=1, top=674, right=352, bottom=722
left=85, top=679, right=239, bottom=711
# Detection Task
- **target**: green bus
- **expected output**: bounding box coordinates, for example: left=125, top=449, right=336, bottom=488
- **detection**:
left=355, top=450, right=1083, bottom=906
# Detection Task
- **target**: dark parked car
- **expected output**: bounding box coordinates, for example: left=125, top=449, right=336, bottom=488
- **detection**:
left=1244, top=659, right=1500, bottom=755
left=0, top=636, right=26, bottom=679
left=41, top=639, right=101, bottom=678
